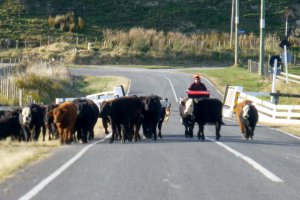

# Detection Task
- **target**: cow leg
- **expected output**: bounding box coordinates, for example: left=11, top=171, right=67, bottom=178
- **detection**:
left=215, top=122, right=221, bottom=141
left=81, top=128, right=88, bottom=143
left=158, top=120, right=163, bottom=139
left=189, top=122, right=194, bottom=138
left=110, top=122, right=117, bottom=144
left=102, top=118, right=110, bottom=135
left=34, top=126, right=41, bottom=141
left=122, top=122, right=131, bottom=143
left=42, top=124, right=46, bottom=141
left=66, top=128, right=74, bottom=144
left=153, top=123, right=158, bottom=141
left=89, top=129, right=94, bottom=141
left=22, top=126, right=30, bottom=142
left=58, top=128, right=64, bottom=144
left=198, top=124, right=205, bottom=141
left=184, top=125, right=189, bottom=138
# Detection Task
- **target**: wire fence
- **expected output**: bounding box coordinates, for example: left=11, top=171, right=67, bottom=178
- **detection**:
left=0, top=58, right=69, bottom=105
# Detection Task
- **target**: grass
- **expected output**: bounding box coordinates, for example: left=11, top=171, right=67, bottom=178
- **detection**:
left=74, top=75, right=130, bottom=95
left=0, top=74, right=129, bottom=182
left=0, top=140, right=60, bottom=181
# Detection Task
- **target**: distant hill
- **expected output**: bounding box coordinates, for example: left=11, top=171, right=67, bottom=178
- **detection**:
left=0, top=0, right=298, bottom=40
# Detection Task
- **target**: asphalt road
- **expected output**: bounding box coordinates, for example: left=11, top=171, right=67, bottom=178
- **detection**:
left=1, top=66, right=300, bottom=200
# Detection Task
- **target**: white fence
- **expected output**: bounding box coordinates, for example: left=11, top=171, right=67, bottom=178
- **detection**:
left=55, top=85, right=126, bottom=110
left=277, top=72, right=300, bottom=84
left=239, top=92, right=300, bottom=125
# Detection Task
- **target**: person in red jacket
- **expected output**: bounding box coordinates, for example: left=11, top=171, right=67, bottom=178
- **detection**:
left=188, top=74, right=207, bottom=91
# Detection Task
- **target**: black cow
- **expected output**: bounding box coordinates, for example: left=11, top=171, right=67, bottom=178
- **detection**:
left=45, top=103, right=59, bottom=141
left=139, top=95, right=163, bottom=141
left=0, top=109, right=24, bottom=141
left=21, top=104, right=46, bottom=141
left=184, top=98, right=224, bottom=140
left=179, top=97, right=195, bottom=138
left=99, top=96, right=143, bottom=143
left=73, top=99, right=100, bottom=143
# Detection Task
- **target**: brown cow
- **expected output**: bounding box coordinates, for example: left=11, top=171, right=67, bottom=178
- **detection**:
left=235, top=100, right=259, bottom=140
left=53, top=102, right=78, bottom=144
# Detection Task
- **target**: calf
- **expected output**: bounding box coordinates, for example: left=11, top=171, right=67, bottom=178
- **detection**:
left=0, top=110, right=23, bottom=141
left=179, top=97, right=195, bottom=138
left=140, top=95, right=163, bottom=140
left=184, top=98, right=223, bottom=140
left=53, top=102, right=78, bottom=144
left=73, top=99, right=99, bottom=143
left=236, top=100, right=259, bottom=140
left=46, top=103, right=59, bottom=141
left=22, top=104, right=46, bottom=141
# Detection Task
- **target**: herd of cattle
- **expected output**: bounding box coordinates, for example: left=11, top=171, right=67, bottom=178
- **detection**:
left=0, top=94, right=259, bottom=144
left=0, top=95, right=171, bottom=144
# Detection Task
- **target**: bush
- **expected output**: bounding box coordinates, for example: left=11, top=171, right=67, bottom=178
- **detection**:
left=48, top=12, right=84, bottom=32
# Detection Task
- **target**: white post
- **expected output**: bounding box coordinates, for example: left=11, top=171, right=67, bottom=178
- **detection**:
left=284, top=45, right=289, bottom=84
left=88, top=42, right=91, bottom=51
left=271, top=59, right=277, bottom=103
left=19, top=89, right=23, bottom=107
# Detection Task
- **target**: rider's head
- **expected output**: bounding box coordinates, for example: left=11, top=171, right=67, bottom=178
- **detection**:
left=194, top=74, right=201, bottom=83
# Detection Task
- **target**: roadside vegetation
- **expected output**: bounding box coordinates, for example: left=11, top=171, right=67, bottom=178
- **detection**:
left=1, top=28, right=299, bottom=67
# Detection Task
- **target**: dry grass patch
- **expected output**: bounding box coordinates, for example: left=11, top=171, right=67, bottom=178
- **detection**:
left=0, top=140, right=60, bottom=181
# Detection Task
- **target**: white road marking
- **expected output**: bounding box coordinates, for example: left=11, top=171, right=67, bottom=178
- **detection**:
left=18, top=139, right=106, bottom=200
left=162, top=75, right=178, bottom=102
left=126, top=80, right=131, bottom=96
left=206, top=137, right=284, bottom=183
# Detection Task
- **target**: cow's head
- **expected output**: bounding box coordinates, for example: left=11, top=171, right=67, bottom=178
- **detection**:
left=21, top=107, right=31, bottom=126
left=184, top=98, right=194, bottom=116
left=53, top=107, right=67, bottom=125
left=99, top=101, right=111, bottom=118
left=242, top=104, right=251, bottom=119
left=144, top=95, right=161, bottom=112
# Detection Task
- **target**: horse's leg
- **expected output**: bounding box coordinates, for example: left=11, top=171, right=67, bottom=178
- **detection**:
left=216, top=122, right=221, bottom=141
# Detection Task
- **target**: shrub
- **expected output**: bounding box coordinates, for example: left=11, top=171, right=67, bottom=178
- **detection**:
left=48, top=12, right=84, bottom=32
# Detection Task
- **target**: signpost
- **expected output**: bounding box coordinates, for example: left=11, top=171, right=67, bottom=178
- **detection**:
left=271, top=59, right=277, bottom=104
left=279, top=38, right=291, bottom=84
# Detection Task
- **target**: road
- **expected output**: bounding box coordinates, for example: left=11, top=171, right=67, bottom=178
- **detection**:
left=1, top=66, right=300, bottom=200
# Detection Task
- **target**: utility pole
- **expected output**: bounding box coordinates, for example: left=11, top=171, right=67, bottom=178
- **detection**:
left=234, top=0, right=239, bottom=67
left=230, top=0, right=235, bottom=48
left=258, top=0, right=265, bottom=76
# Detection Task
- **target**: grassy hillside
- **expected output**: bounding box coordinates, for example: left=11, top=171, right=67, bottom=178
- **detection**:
left=0, top=0, right=294, bottom=40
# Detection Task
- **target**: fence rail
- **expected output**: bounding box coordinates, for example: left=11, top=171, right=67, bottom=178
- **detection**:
left=277, top=72, right=300, bottom=84
left=248, top=59, right=300, bottom=83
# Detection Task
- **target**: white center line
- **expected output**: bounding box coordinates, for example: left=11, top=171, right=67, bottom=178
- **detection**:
left=162, top=75, right=178, bottom=102
left=206, top=137, right=284, bottom=183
